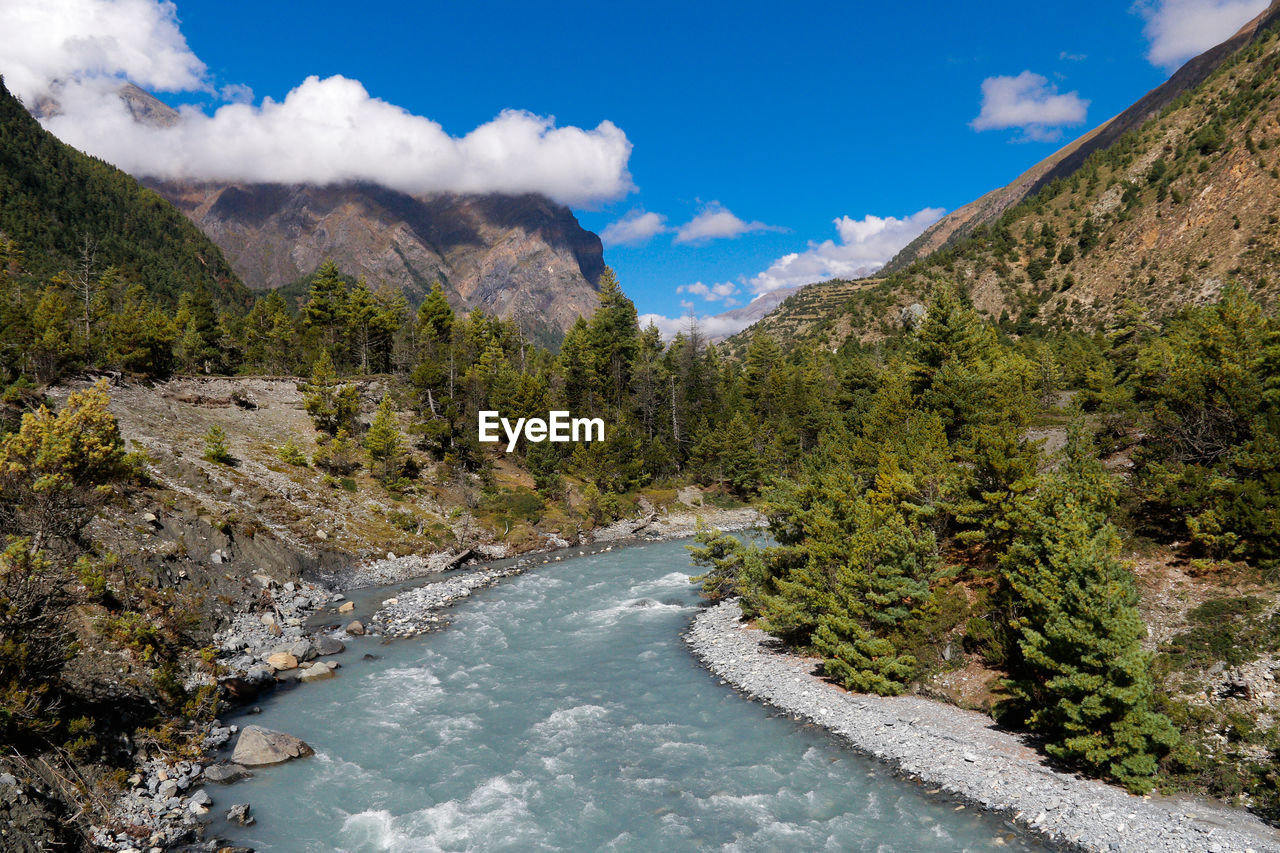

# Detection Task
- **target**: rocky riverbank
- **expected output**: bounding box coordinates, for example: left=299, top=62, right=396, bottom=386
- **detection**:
left=686, top=599, right=1280, bottom=853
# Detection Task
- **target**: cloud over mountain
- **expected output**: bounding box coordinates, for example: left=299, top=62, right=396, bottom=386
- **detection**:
left=0, top=0, right=634, bottom=205
left=1136, top=0, right=1270, bottom=70
left=746, top=208, right=945, bottom=295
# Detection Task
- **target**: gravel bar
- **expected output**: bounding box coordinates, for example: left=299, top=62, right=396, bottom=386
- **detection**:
left=686, top=599, right=1280, bottom=853
left=369, top=562, right=534, bottom=637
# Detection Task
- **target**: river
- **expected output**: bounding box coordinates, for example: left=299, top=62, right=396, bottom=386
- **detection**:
left=214, top=538, right=1042, bottom=852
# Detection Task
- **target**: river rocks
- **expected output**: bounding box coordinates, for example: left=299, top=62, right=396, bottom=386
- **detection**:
left=346, top=620, right=365, bottom=635
left=686, top=599, right=1280, bottom=853
left=264, top=652, right=297, bottom=671
left=202, top=763, right=250, bottom=784
left=299, top=661, right=336, bottom=682
left=231, top=726, right=314, bottom=766
left=337, top=600, right=354, bottom=613
left=226, top=802, right=254, bottom=826
left=314, top=635, right=345, bottom=655
left=369, top=562, right=538, bottom=637
left=278, top=639, right=316, bottom=661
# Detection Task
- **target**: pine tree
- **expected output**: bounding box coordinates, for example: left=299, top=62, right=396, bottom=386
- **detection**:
left=303, top=352, right=359, bottom=436
left=203, top=424, right=233, bottom=465
left=998, top=438, right=1177, bottom=793
left=364, top=394, right=404, bottom=483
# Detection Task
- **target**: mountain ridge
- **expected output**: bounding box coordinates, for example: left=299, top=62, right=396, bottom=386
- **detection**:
left=884, top=0, right=1280, bottom=274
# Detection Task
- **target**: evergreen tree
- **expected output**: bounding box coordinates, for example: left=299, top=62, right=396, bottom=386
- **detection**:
left=203, top=424, right=233, bottom=465
left=998, top=438, right=1178, bottom=792
left=364, top=394, right=404, bottom=483
left=303, top=352, right=359, bottom=436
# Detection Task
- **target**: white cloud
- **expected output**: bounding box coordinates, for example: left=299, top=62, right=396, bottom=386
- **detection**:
left=678, top=280, right=738, bottom=301
left=1135, top=0, right=1269, bottom=70
left=601, top=210, right=668, bottom=246
left=745, top=208, right=945, bottom=295
left=970, top=71, right=1090, bottom=142
left=673, top=202, right=779, bottom=244
left=0, top=0, right=207, bottom=101
left=0, top=0, right=634, bottom=205
left=638, top=311, right=755, bottom=341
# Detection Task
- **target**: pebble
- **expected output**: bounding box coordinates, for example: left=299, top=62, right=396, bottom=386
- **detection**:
left=686, top=600, right=1280, bottom=853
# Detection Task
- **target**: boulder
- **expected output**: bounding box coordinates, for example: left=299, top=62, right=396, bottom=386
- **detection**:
left=202, top=763, right=250, bottom=784
left=314, top=636, right=345, bottom=656
left=227, top=803, right=255, bottom=826
left=264, top=652, right=298, bottom=671
left=279, top=640, right=315, bottom=661
left=299, top=661, right=336, bottom=682
left=345, top=621, right=365, bottom=636
left=231, top=725, right=314, bottom=766
left=337, top=600, right=354, bottom=613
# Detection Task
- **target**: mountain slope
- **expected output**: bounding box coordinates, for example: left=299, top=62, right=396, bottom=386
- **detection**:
left=740, top=10, right=1280, bottom=351
left=0, top=79, right=247, bottom=306
left=884, top=0, right=1280, bottom=273
left=145, top=179, right=605, bottom=342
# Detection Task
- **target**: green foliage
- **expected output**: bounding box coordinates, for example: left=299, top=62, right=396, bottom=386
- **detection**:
left=1133, top=288, right=1280, bottom=563
left=303, top=351, right=360, bottom=436
left=1160, top=597, right=1279, bottom=669
left=0, top=79, right=246, bottom=307
left=202, top=424, right=234, bottom=465
left=277, top=437, right=309, bottom=467
left=0, top=380, right=134, bottom=548
left=997, top=442, right=1178, bottom=793
left=313, top=429, right=361, bottom=475
left=364, top=394, right=405, bottom=483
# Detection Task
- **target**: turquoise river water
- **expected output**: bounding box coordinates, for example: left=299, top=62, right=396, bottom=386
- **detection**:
left=214, top=539, right=1043, bottom=852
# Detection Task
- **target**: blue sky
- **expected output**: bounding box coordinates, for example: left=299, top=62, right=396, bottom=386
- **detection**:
left=2, top=0, right=1271, bottom=334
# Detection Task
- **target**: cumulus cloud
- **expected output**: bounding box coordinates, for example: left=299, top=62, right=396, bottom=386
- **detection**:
left=678, top=281, right=738, bottom=302
left=1135, top=0, right=1269, bottom=70
left=637, top=311, right=755, bottom=341
left=0, top=0, right=634, bottom=205
left=0, top=0, right=206, bottom=101
left=601, top=210, right=668, bottom=246
left=970, top=71, right=1090, bottom=142
left=745, top=208, right=945, bottom=295
left=673, top=202, right=780, bottom=244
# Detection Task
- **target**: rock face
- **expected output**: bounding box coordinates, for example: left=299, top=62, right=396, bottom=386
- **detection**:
left=231, top=726, right=315, bottom=767
left=144, top=179, right=605, bottom=342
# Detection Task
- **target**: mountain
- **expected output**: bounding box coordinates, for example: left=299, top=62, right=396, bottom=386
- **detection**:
left=885, top=0, right=1280, bottom=273
left=739, top=6, right=1280, bottom=351
left=0, top=78, right=247, bottom=306
left=144, top=179, right=605, bottom=344
left=27, top=83, right=606, bottom=342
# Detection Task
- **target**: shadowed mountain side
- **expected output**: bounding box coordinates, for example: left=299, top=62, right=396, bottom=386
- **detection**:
left=146, top=179, right=605, bottom=341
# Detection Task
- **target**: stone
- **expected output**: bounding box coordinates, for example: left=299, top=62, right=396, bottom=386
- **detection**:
left=202, top=764, right=250, bottom=784
left=259, top=612, right=277, bottom=626
left=157, top=779, right=178, bottom=799
left=226, top=803, right=255, bottom=826
left=280, top=640, right=315, bottom=661
left=299, top=661, right=336, bottom=682
left=314, top=636, right=345, bottom=656
left=337, top=600, right=355, bottom=613
left=266, top=622, right=283, bottom=637
left=346, top=620, right=365, bottom=636
left=142, top=512, right=158, bottom=525
left=264, top=652, right=298, bottom=671
left=231, top=725, right=315, bottom=766
left=189, top=789, right=212, bottom=807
